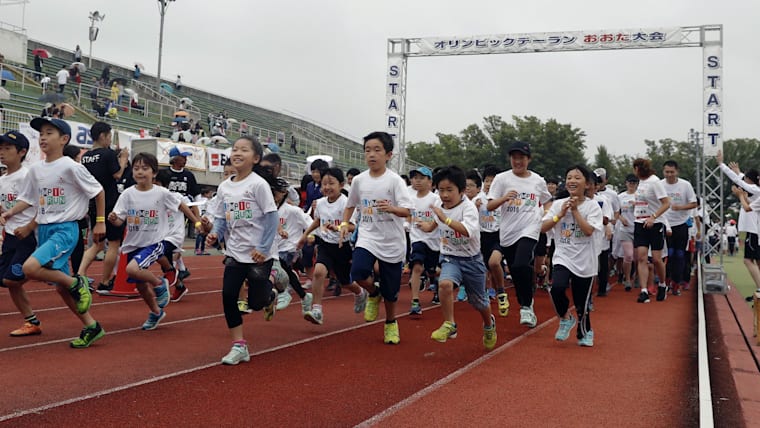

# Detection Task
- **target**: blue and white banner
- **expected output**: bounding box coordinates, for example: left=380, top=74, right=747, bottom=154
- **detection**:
left=703, top=43, right=722, bottom=156
left=385, top=55, right=404, bottom=150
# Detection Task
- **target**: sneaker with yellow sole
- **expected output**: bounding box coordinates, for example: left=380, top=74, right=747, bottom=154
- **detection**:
left=364, top=294, right=382, bottom=322
left=483, top=314, right=497, bottom=350
left=431, top=321, right=458, bottom=343
left=383, top=320, right=400, bottom=344
left=496, top=292, right=510, bottom=317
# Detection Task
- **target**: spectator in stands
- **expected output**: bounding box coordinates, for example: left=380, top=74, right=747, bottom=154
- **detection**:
left=130, top=97, right=144, bottom=111
left=133, top=65, right=141, bottom=80
left=154, top=125, right=162, bottom=138
left=277, top=131, right=285, bottom=144
left=268, top=141, right=280, bottom=153
left=240, top=120, right=249, bottom=136
left=34, top=54, right=43, bottom=81
left=100, top=66, right=110, bottom=86
left=290, top=135, right=298, bottom=154
left=109, top=82, right=119, bottom=102
left=175, top=75, right=182, bottom=91
left=74, top=45, right=82, bottom=62
left=40, top=75, right=51, bottom=91
left=41, top=103, right=55, bottom=118
left=211, top=122, right=223, bottom=137
left=56, top=65, right=69, bottom=94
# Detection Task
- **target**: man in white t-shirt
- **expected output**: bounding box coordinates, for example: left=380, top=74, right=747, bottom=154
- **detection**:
left=661, top=160, right=697, bottom=295
left=56, top=66, right=69, bottom=94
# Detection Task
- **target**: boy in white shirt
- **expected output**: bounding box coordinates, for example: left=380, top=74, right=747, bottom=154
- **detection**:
left=407, top=166, right=441, bottom=315
left=1, top=118, right=105, bottom=348
left=421, top=166, right=497, bottom=350
left=480, top=165, right=507, bottom=310
left=339, top=132, right=413, bottom=345
left=109, top=153, right=201, bottom=330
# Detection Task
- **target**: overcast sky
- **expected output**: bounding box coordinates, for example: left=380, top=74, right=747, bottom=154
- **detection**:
left=2, top=0, right=757, bottom=159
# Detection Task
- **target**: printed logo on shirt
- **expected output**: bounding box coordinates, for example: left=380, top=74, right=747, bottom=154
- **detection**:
left=0, top=193, right=19, bottom=210
left=441, top=228, right=469, bottom=247
left=126, top=209, right=159, bottom=231
left=558, top=221, right=585, bottom=244
left=504, top=192, right=539, bottom=213
left=360, top=199, right=391, bottom=223
left=479, top=209, right=498, bottom=228
left=412, top=208, right=435, bottom=223
left=39, top=187, right=65, bottom=206
left=225, top=200, right=252, bottom=220
left=169, top=181, right=188, bottom=194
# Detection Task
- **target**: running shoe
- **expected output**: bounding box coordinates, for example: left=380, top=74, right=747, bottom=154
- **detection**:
left=96, top=278, right=114, bottom=295
left=164, top=268, right=178, bottom=287
left=155, top=279, right=170, bottom=309
left=70, top=275, right=92, bottom=314
left=142, top=310, right=166, bottom=330
left=483, top=314, right=497, bottom=350
left=276, top=291, right=293, bottom=311
left=10, top=322, right=42, bottom=337
left=578, top=330, right=595, bottom=347
left=70, top=322, right=105, bottom=348
left=672, top=283, right=682, bottom=296
left=496, top=293, right=510, bottom=317
left=383, top=321, right=400, bottom=344
left=637, top=291, right=650, bottom=303
left=656, top=285, right=668, bottom=302
left=409, top=301, right=422, bottom=316
left=304, top=308, right=323, bottom=325
left=238, top=299, right=252, bottom=314
left=364, top=294, right=381, bottom=322
left=624, top=281, right=632, bottom=292
left=354, top=288, right=368, bottom=313
left=431, top=292, right=440, bottom=305
left=555, top=315, right=576, bottom=341
left=488, top=288, right=496, bottom=300
left=431, top=321, right=458, bottom=343
left=301, top=292, right=313, bottom=316
left=264, top=289, right=277, bottom=321
left=170, top=285, right=189, bottom=302
left=221, top=343, right=250, bottom=365
left=456, top=286, right=467, bottom=302
left=178, top=269, right=191, bottom=280
left=519, top=306, right=537, bottom=328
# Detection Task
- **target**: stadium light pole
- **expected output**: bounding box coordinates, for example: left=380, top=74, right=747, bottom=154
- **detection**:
left=87, top=10, right=105, bottom=68
left=156, top=0, right=175, bottom=90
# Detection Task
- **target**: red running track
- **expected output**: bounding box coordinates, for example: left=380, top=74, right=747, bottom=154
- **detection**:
left=0, top=255, right=698, bottom=427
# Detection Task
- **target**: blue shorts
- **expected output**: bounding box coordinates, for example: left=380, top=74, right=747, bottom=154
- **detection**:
left=409, top=241, right=439, bottom=276
left=439, top=253, right=489, bottom=311
left=0, top=233, right=37, bottom=283
left=351, top=247, right=402, bottom=302
left=126, top=242, right=165, bottom=283
left=32, top=222, right=79, bottom=275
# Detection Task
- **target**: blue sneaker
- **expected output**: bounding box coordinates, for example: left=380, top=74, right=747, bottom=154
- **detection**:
left=555, top=315, right=576, bottom=341
left=155, top=279, right=170, bottom=309
left=410, top=301, right=422, bottom=316
left=142, top=310, right=166, bottom=330
left=488, top=288, right=496, bottom=300
left=456, top=286, right=467, bottom=302
left=578, top=330, right=594, bottom=347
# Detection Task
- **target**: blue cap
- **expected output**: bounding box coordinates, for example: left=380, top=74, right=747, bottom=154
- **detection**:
left=410, top=166, right=433, bottom=179
left=30, top=117, right=71, bottom=137
left=169, top=146, right=192, bottom=158
left=0, top=131, right=30, bottom=150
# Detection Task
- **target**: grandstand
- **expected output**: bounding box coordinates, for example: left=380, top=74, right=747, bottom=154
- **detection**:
left=1, top=39, right=423, bottom=185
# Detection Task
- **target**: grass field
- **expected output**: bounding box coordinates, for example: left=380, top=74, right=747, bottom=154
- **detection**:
left=719, top=251, right=756, bottom=307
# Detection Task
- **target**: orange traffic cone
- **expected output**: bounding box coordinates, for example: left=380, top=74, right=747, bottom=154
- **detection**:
left=100, top=252, right=140, bottom=298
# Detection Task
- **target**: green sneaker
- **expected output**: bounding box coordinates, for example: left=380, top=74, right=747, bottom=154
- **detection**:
left=431, top=321, right=458, bottom=343
left=364, top=294, right=382, bottom=322
left=383, top=320, right=400, bottom=344
left=69, top=275, right=92, bottom=314
left=70, top=322, right=105, bottom=348
left=483, top=314, right=497, bottom=350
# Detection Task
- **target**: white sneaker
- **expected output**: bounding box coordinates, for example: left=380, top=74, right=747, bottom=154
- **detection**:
left=354, top=288, right=368, bottom=313
left=519, top=306, right=537, bottom=328
left=221, top=344, right=250, bottom=365
left=301, top=292, right=313, bottom=316
left=304, top=307, right=323, bottom=325
left=276, top=291, right=293, bottom=311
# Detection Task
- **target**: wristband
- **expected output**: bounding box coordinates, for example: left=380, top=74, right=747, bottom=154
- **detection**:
left=195, top=221, right=202, bottom=228
left=552, top=215, right=559, bottom=223
left=96, top=216, right=106, bottom=223
left=338, top=221, right=349, bottom=230
left=445, top=218, right=453, bottom=226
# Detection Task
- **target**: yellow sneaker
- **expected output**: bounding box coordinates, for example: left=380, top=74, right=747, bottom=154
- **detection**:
left=383, top=320, right=400, bottom=344
left=483, top=315, right=497, bottom=350
left=431, top=321, right=458, bottom=343
left=497, top=293, right=510, bottom=317
left=364, top=294, right=382, bottom=322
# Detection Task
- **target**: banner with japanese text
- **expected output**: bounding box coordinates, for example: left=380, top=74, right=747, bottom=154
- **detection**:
left=416, top=28, right=683, bottom=55
left=207, top=147, right=231, bottom=172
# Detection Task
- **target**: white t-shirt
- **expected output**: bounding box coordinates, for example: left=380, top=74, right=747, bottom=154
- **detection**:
left=543, top=197, right=603, bottom=277
left=593, top=194, right=614, bottom=255
left=617, top=191, right=637, bottom=236
left=165, top=195, right=191, bottom=249
left=725, top=224, right=738, bottom=238
left=346, top=169, right=414, bottom=263
left=599, top=187, right=621, bottom=219
left=56, top=69, right=69, bottom=85
left=277, top=202, right=312, bottom=253
left=661, top=178, right=697, bottom=227
left=409, top=191, right=441, bottom=251
left=19, top=156, right=102, bottom=224
left=475, top=192, right=500, bottom=233
left=0, top=167, right=37, bottom=234
left=634, top=175, right=668, bottom=224
left=738, top=195, right=759, bottom=235
left=112, top=185, right=183, bottom=254
left=315, top=194, right=349, bottom=244
left=204, top=194, right=221, bottom=222
left=719, top=163, right=760, bottom=235
left=208, top=172, right=278, bottom=263
left=436, top=197, right=481, bottom=257
left=487, top=170, right=551, bottom=247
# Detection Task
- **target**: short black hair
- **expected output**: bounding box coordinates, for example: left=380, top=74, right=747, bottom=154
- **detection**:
left=223, top=158, right=232, bottom=166
left=663, top=160, right=679, bottom=169
left=90, top=121, right=112, bottom=142
left=362, top=131, right=394, bottom=153
left=310, top=159, right=329, bottom=174
left=564, top=164, right=594, bottom=184
left=346, top=168, right=361, bottom=177
left=63, top=144, right=80, bottom=160
left=545, top=177, right=560, bottom=185
left=132, top=152, right=159, bottom=172
left=466, top=170, right=482, bottom=188
left=155, top=169, right=171, bottom=187
left=433, top=165, right=466, bottom=192
left=482, top=165, right=503, bottom=179
left=262, top=153, right=282, bottom=165
left=322, top=167, right=345, bottom=184
left=401, top=174, right=411, bottom=186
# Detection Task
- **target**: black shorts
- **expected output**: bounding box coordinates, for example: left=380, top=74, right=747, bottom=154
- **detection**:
left=315, top=239, right=353, bottom=285
left=634, top=222, right=665, bottom=251
left=480, top=231, right=501, bottom=261
left=89, top=209, right=125, bottom=242
left=745, top=233, right=760, bottom=260
left=0, top=234, right=37, bottom=283
left=534, top=232, right=548, bottom=257
left=409, top=241, right=439, bottom=275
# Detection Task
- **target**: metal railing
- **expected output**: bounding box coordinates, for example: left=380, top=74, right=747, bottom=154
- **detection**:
left=0, top=107, right=35, bottom=133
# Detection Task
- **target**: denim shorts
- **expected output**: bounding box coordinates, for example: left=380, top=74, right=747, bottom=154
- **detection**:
left=439, top=253, right=488, bottom=310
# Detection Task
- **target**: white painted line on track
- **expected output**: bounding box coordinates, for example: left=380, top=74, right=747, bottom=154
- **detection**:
left=355, top=315, right=558, bottom=428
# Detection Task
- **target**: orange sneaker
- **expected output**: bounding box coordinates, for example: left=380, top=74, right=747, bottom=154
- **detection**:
left=10, top=322, right=42, bottom=337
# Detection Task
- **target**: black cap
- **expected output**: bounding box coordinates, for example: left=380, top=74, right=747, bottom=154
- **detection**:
left=0, top=131, right=30, bottom=150
left=508, top=141, right=531, bottom=156
left=30, top=117, right=71, bottom=137
left=625, top=174, right=639, bottom=183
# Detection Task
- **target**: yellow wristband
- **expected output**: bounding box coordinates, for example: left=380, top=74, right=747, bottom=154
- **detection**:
left=195, top=221, right=202, bottom=228
left=96, top=216, right=106, bottom=223
left=445, top=218, right=453, bottom=226
left=338, top=221, right=349, bottom=230
left=552, top=215, right=560, bottom=223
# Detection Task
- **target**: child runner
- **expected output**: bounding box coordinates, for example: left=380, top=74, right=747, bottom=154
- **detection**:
left=109, top=153, right=201, bottom=330
left=407, top=166, right=440, bottom=316
left=460, top=169, right=484, bottom=302
left=298, top=167, right=367, bottom=325
left=0, top=131, right=41, bottom=336
left=617, top=174, right=639, bottom=291
left=541, top=165, right=603, bottom=346
left=155, top=169, right=194, bottom=301
left=487, top=142, right=551, bottom=328
left=480, top=165, right=506, bottom=307
left=339, top=131, right=413, bottom=344
left=424, top=166, right=497, bottom=349
left=194, top=188, right=213, bottom=255
left=206, top=136, right=279, bottom=365
left=0, top=118, right=105, bottom=348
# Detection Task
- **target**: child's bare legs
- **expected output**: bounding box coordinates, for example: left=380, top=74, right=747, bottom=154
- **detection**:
left=410, top=263, right=424, bottom=301
left=438, top=280, right=455, bottom=323
left=125, top=260, right=162, bottom=313
left=5, top=280, right=33, bottom=318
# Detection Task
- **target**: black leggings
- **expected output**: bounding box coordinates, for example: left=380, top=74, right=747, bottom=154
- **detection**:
left=222, top=258, right=274, bottom=329
left=666, top=223, right=689, bottom=284
left=597, top=249, right=609, bottom=294
left=280, top=257, right=307, bottom=299
left=501, top=237, right=537, bottom=307
left=550, top=264, right=593, bottom=339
